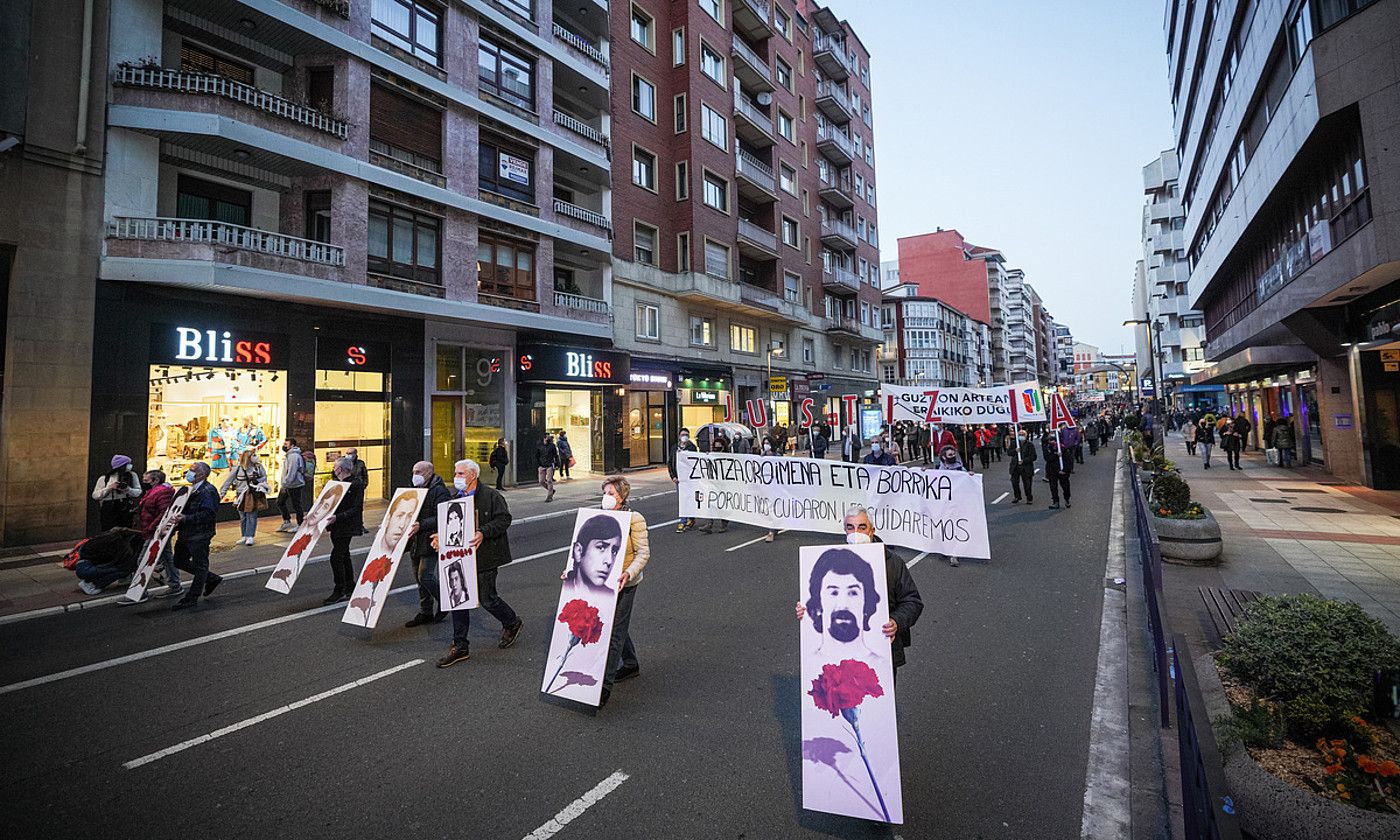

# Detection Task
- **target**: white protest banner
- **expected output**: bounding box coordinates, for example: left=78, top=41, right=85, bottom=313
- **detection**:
left=882, top=380, right=1047, bottom=425
left=437, top=498, right=478, bottom=611
left=124, top=487, right=190, bottom=601
left=266, top=481, right=349, bottom=594
left=799, top=543, right=902, bottom=824
left=678, top=451, right=990, bottom=558
left=541, top=509, right=631, bottom=706
left=342, top=487, right=427, bottom=629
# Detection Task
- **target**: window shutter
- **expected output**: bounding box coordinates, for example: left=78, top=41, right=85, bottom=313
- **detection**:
left=370, top=85, right=442, bottom=162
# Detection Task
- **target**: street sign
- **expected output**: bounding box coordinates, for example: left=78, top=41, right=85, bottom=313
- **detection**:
left=769, top=376, right=788, bottom=392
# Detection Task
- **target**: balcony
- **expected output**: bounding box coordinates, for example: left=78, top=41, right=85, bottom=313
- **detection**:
left=735, top=148, right=778, bottom=200
left=1152, top=228, right=1183, bottom=254
left=553, top=290, right=612, bottom=317
left=552, top=109, right=608, bottom=151
left=739, top=281, right=807, bottom=324
left=820, top=217, right=857, bottom=252
left=816, top=125, right=854, bottom=165
left=114, top=66, right=348, bottom=140
left=731, top=36, right=774, bottom=92
left=819, top=176, right=855, bottom=210
left=108, top=217, right=344, bottom=265
left=813, top=34, right=851, bottom=80
left=732, top=0, right=774, bottom=41
left=553, top=22, right=607, bottom=71
left=826, top=315, right=882, bottom=342
left=814, top=80, right=852, bottom=124
left=1149, top=196, right=1181, bottom=223
left=553, top=198, right=612, bottom=234
left=737, top=218, right=779, bottom=259
left=733, top=91, right=775, bottom=147
left=822, top=266, right=860, bottom=293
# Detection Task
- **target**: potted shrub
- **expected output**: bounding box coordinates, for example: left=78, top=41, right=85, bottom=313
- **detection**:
left=1149, top=472, right=1222, bottom=562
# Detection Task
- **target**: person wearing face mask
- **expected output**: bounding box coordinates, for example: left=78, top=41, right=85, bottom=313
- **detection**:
left=433, top=459, right=523, bottom=668
left=169, top=462, right=223, bottom=611
left=594, top=476, right=649, bottom=705
left=861, top=439, right=897, bottom=466
left=93, top=454, right=144, bottom=531
left=668, top=428, right=698, bottom=532
left=934, top=445, right=968, bottom=566
left=276, top=438, right=307, bottom=532
left=761, top=436, right=783, bottom=542
left=929, top=423, right=956, bottom=459
left=1042, top=430, right=1073, bottom=510
left=129, top=469, right=183, bottom=600
left=1008, top=427, right=1037, bottom=504
left=404, top=461, right=453, bottom=628
left=792, top=508, right=924, bottom=677
left=322, top=457, right=365, bottom=604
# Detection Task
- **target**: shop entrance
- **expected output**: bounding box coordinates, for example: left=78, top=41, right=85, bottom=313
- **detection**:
left=626, top=391, right=667, bottom=466
left=546, top=388, right=596, bottom=473
left=315, top=367, right=391, bottom=500
left=431, top=345, right=507, bottom=480
left=1299, top=384, right=1324, bottom=466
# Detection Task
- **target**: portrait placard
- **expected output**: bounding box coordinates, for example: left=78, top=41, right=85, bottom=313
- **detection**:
left=437, top=499, right=478, bottom=611
left=124, top=487, right=190, bottom=602
left=266, top=481, right=349, bottom=594
left=341, top=487, right=427, bottom=629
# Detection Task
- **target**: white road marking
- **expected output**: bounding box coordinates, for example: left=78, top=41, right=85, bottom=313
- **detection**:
left=648, top=518, right=682, bottom=530
left=725, top=529, right=790, bottom=551
left=521, top=770, right=630, bottom=840
left=908, top=552, right=928, bottom=567
left=991, top=492, right=1009, bottom=505
left=0, top=584, right=417, bottom=696
left=122, top=659, right=424, bottom=769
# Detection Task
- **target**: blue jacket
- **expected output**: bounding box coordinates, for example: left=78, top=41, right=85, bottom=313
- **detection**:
left=177, top=481, right=220, bottom=542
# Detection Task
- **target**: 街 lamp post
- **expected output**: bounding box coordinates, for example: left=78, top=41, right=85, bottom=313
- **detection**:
left=1123, top=317, right=1163, bottom=446
left=767, top=342, right=785, bottom=435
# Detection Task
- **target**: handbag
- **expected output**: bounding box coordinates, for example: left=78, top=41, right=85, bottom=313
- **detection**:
left=568, top=456, right=576, bottom=468
left=1266, top=447, right=1280, bottom=465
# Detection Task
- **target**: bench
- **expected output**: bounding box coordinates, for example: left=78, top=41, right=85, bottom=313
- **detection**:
left=1199, top=586, right=1262, bottom=649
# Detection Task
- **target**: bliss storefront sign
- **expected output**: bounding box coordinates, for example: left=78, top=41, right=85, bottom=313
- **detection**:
left=152, top=324, right=288, bottom=368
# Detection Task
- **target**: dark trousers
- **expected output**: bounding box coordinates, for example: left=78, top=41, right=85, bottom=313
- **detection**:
left=1088, top=437, right=1099, bottom=455
left=494, top=466, right=506, bottom=490
left=558, top=456, right=571, bottom=478
left=172, top=535, right=219, bottom=601
left=979, top=446, right=991, bottom=469
left=1073, top=445, right=1084, bottom=465
left=1048, top=473, right=1071, bottom=504
left=329, top=529, right=355, bottom=592
left=1099, top=434, right=1110, bottom=447
left=450, top=568, right=519, bottom=647
left=1225, top=447, right=1241, bottom=469
left=603, top=583, right=639, bottom=692
left=411, top=550, right=437, bottom=616
left=278, top=488, right=304, bottom=524
left=1010, top=465, right=1034, bottom=501
left=74, top=559, right=126, bottom=590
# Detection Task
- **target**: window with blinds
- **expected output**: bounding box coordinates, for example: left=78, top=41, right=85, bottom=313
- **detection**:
left=369, top=85, right=443, bottom=173
left=175, top=175, right=252, bottom=227
left=179, top=42, right=255, bottom=85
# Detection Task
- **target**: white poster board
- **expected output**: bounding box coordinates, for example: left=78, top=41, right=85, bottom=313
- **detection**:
left=437, top=498, right=478, bottom=611
left=882, top=381, right=1047, bottom=424
left=799, top=543, right=902, bottom=824
left=266, top=481, right=349, bottom=594
left=124, top=487, right=190, bottom=601
left=540, top=509, right=631, bottom=706
left=341, top=487, right=427, bottom=629
left=678, top=451, right=990, bottom=558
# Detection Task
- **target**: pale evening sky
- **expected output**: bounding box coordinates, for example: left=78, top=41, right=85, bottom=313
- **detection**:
left=845, top=0, right=1175, bottom=354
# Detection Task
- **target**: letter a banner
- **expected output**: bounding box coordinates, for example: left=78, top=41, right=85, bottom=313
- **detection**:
left=1047, top=392, right=1076, bottom=430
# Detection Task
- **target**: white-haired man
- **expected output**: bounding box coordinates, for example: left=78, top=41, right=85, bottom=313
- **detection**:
left=432, top=459, right=523, bottom=668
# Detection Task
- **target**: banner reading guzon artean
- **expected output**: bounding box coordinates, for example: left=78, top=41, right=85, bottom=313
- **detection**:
left=677, top=451, right=990, bottom=558
left=881, top=381, right=1047, bottom=425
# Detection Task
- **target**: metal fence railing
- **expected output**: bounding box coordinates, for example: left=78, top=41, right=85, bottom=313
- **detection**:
left=1128, top=457, right=1171, bottom=726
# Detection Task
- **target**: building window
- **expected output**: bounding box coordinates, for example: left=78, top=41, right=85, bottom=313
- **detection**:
left=730, top=323, right=757, bottom=354
left=478, top=138, right=534, bottom=203
left=781, top=216, right=799, bottom=247
left=478, top=36, right=534, bottom=108
left=176, top=175, right=251, bottom=226
left=774, top=7, right=791, bottom=39
left=634, top=221, right=658, bottom=265
left=369, top=200, right=440, bottom=285
left=306, top=66, right=335, bottom=112
left=632, top=146, right=657, bottom=191
left=632, top=74, right=657, bottom=121
left=675, top=160, right=690, bottom=200
left=369, top=84, right=442, bottom=173
left=674, top=93, right=687, bottom=132
left=778, top=110, right=795, bottom=142
left=699, top=0, right=722, bottom=24
left=630, top=4, right=655, bottom=51
left=775, top=57, right=793, bottom=91
left=496, top=0, right=533, bottom=20
left=672, top=27, right=686, bottom=65
left=779, top=163, right=796, bottom=195
left=636, top=302, right=660, bottom=339
left=690, top=315, right=715, bottom=347
left=371, top=0, right=443, bottom=65
left=784, top=271, right=800, bottom=302
left=179, top=42, right=254, bottom=85
left=803, top=337, right=815, bottom=364
left=476, top=234, right=535, bottom=301
left=702, top=171, right=728, bottom=212
left=304, top=190, right=331, bottom=243
left=700, top=41, right=725, bottom=86
left=701, top=103, right=727, bottom=148
left=677, top=231, right=692, bottom=271
left=704, top=240, right=730, bottom=279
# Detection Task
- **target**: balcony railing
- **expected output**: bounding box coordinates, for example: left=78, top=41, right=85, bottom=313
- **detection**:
left=553, top=22, right=607, bottom=69
left=554, top=291, right=611, bottom=316
left=108, top=217, right=345, bottom=266
left=733, top=92, right=772, bottom=131
left=735, top=148, right=776, bottom=186
left=813, top=34, right=853, bottom=76
left=115, top=66, right=349, bottom=140
left=823, top=267, right=859, bottom=291
left=730, top=36, right=772, bottom=81
left=552, top=109, right=608, bottom=148
left=815, top=79, right=853, bottom=121
left=816, top=124, right=855, bottom=159
left=737, top=218, right=778, bottom=252
left=302, top=0, right=350, bottom=18
left=822, top=217, right=857, bottom=243
left=552, top=199, right=611, bottom=232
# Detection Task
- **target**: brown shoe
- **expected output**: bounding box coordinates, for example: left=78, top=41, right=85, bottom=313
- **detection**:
left=436, top=644, right=470, bottom=668
left=499, top=619, right=524, bottom=649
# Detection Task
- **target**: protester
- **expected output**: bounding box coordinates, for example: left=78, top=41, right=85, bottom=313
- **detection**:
left=597, top=475, right=650, bottom=705
left=934, top=445, right=968, bottom=566
left=556, top=430, right=574, bottom=480
left=916, top=424, right=931, bottom=464
left=1272, top=418, right=1296, bottom=468
left=1008, top=427, right=1037, bottom=504
left=405, top=460, right=453, bottom=628
left=434, top=459, right=524, bottom=668
left=793, top=507, right=924, bottom=676
left=1085, top=418, right=1101, bottom=456
left=169, top=462, right=223, bottom=611
left=1184, top=419, right=1198, bottom=456
left=668, top=428, right=698, bottom=532
left=929, top=423, right=956, bottom=459
left=1063, top=423, right=1084, bottom=465
left=1233, top=413, right=1253, bottom=452
left=810, top=426, right=828, bottom=460
left=1098, top=417, right=1111, bottom=449
left=975, top=425, right=994, bottom=469
left=73, top=527, right=146, bottom=595
left=862, top=440, right=897, bottom=466
left=1197, top=417, right=1215, bottom=469
left=133, top=469, right=182, bottom=600
left=220, top=448, right=268, bottom=546
left=697, top=431, right=729, bottom=534
left=344, top=447, right=370, bottom=487
left=1220, top=419, right=1243, bottom=471
left=759, top=437, right=786, bottom=542
left=276, top=438, right=307, bottom=532
left=841, top=425, right=861, bottom=463
left=320, top=457, right=364, bottom=605
left=489, top=438, right=510, bottom=491
left=536, top=434, right=559, bottom=502
left=1043, top=431, right=1073, bottom=509
left=92, top=454, right=143, bottom=531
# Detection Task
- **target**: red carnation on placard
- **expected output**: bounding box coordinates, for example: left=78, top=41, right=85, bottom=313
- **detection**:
left=809, top=659, right=885, bottom=718
left=360, top=555, right=393, bottom=585
left=557, top=598, right=603, bottom=645
left=286, top=532, right=313, bottom=559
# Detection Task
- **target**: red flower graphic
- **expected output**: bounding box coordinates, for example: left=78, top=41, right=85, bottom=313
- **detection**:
left=360, top=555, right=393, bottom=586
left=809, top=659, right=884, bottom=718
left=557, top=599, right=604, bottom=645
left=286, top=532, right=313, bottom=559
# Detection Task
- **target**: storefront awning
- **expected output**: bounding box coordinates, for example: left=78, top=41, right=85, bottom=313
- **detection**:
left=1189, top=345, right=1317, bottom=386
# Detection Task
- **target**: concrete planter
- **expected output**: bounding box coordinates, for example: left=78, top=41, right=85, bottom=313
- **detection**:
left=1153, top=508, right=1223, bottom=563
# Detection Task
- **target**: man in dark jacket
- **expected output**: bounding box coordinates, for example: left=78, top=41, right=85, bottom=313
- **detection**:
left=1008, top=427, right=1037, bottom=504
left=435, top=458, right=523, bottom=668
left=536, top=435, right=559, bottom=502
left=323, top=457, right=365, bottom=604
left=1233, top=413, right=1253, bottom=451
left=861, top=440, right=897, bottom=466
left=1043, top=430, right=1074, bottom=509
left=170, top=461, right=223, bottom=611
left=668, top=428, right=698, bottom=532
left=405, top=460, right=454, bottom=627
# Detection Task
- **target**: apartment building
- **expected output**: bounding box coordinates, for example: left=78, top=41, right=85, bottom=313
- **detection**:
left=1053, top=322, right=1076, bottom=386
left=1027, top=283, right=1056, bottom=385
left=1003, top=268, right=1039, bottom=383
left=1169, top=0, right=1399, bottom=486
left=880, top=282, right=991, bottom=388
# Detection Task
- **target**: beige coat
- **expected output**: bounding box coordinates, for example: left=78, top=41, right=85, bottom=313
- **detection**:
left=621, top=509, right=650, bottom=588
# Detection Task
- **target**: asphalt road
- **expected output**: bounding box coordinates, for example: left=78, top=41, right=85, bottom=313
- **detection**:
left=2, top=447, right=1118, bottom=840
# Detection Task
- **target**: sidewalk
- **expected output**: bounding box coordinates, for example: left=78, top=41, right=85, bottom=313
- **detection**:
left=1156, top=430, right=1400, bottom=644
left=0, top=467, right=677, bottom=622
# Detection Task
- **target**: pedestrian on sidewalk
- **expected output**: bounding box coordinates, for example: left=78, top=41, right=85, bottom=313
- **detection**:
left=1043, top=432, right=1073, bottom=509
left=1009, top=428, right=1037, bottom=504
left=489, top=438, right=509, bottom=491
left=597, top=475, right=650, bottom=705
left=1221, top=421, right=1243, bottom=470
left=1272, top=419, right=1296, bottom=468
left=697, top=431, right=729, bottom=534
left=220, top=449, right=268, bottom=546
left=793, top=507, right=924, bottom=677
left=1197, top=418, right=1215, bottom=469
left=135, top=469, right=182, bottom=599
left=536, top=434, right=559, bottom=502
left=556, top=431, right=574, bottom=480
left=404, top=460, right=453, bottom=628
left=169, top=462, right=223, bottom=611
left=669, top=428, right=698, bottom=532
left=276, top=438, right=306, bottom=532
left=434, top=459, right=524, bottom=668
left=1184, top=420, right=1198, bottom=456
left=1233, top=413, right=1253, bottom=452
left=1263, top=415, right=1278, bottom=453
left=73, top=527, right=146, bottom=595
left=92, top=454, right=143, bottom=531
left=322, top=456, right=364, bottom=604
left=934, top=445, right=968, bottom=566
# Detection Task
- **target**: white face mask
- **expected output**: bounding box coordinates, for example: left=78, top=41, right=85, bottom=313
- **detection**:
left=601, top=493, right=619, bottom=510
left=846, top=531, right=873, bottom=545
left=679, top=436, right=689, bottom=444
left=411, top=474, right=426, bottom=487
left=453, top=476, right=467, bottom=491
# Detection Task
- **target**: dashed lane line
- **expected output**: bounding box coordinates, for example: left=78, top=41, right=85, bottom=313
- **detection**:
left=991, top=492, right=1010, bottom=505
left=725, top=530, right=791, bottom=552
left=521, top=770, right=631, bottom=840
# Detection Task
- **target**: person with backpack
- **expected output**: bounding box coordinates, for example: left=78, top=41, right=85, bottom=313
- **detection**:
left=556, top=431, right=574, bottom=480
left=220, top=449, right=269, bottom=545
left=276, top=438, right=307, bottom=532
left=73, top=527, right=146, bottom=595
left=92, top=454, right=143, bottom=531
